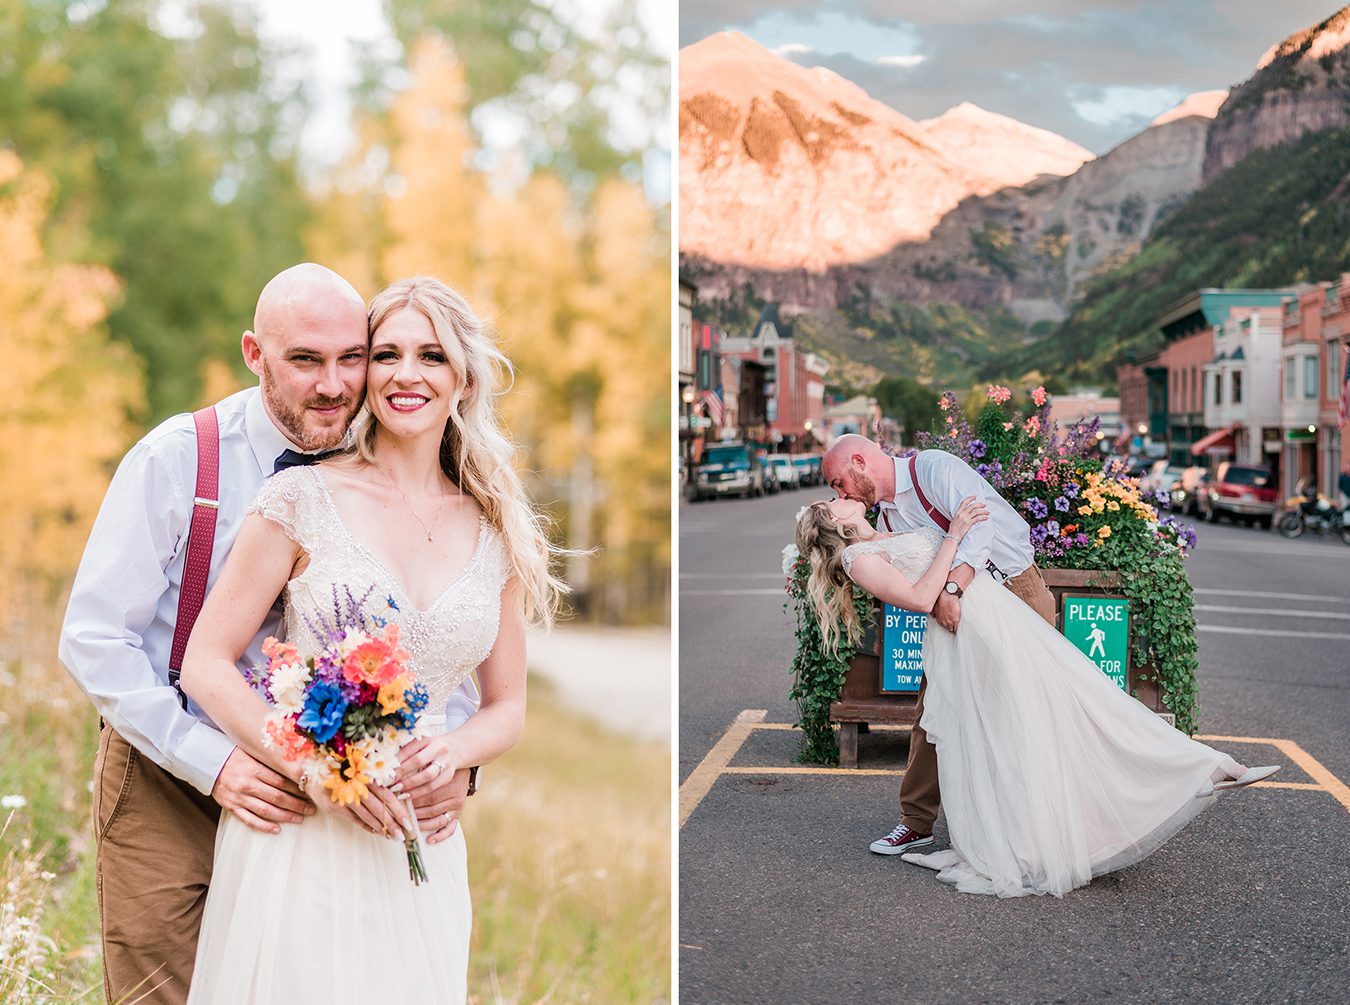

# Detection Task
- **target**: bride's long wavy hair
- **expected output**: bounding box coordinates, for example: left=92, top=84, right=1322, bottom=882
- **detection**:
left=356, top=276, right=567, bottom=628
left=795, top=501, right=867, bottom=656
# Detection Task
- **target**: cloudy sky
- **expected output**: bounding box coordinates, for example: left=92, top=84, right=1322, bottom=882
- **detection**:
left=679, top=1, right=1343, bottom=152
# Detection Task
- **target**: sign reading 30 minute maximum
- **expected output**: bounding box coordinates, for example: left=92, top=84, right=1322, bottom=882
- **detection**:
left=1061, top=596, right=1130, bottom=689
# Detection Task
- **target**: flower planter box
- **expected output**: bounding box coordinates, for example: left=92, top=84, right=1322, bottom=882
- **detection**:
left=828, top=569, right=1172, bottom=768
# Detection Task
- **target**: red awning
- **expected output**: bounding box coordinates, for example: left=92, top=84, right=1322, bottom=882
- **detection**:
left=1190, top=425, right=1238, bottom=456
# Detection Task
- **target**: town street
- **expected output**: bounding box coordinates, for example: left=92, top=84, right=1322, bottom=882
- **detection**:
left=678, top=487, right=1350, bottom=1004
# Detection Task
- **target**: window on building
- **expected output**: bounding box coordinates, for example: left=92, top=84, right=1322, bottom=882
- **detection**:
left=1286, top=362, right=1296, bottom=399
left=1232, top=370, right=1242, bottom=405
left=1330, top=344, right=1342, bottom=400
left=1305, top=355, right=1318, bottom=399
left=1212, top=372, right=1221, bottom=406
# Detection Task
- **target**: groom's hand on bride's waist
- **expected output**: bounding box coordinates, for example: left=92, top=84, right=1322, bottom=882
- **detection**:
left=212, top=748, right=314, bottom=834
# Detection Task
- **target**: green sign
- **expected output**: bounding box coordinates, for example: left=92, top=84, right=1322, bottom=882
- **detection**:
left=1061, top=596, right=1130, bottom=689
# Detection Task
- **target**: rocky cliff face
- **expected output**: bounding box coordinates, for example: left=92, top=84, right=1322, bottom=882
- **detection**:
left=1202, top=6, right=1350, bottom=184
left=678, top=31, right=1092, bottom=273
left=683, top=91, right=1219, bottom=324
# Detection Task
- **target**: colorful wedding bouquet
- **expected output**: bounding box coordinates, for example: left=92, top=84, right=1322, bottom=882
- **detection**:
left=247, top=587, right=433, bottom=883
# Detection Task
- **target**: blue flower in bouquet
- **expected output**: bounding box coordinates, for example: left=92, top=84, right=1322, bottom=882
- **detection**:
left=392, top=680, right=430, bottom=729
left=1045, top=520, right=1060, bottom=536
left=298, top=680, right=348, bottom=744
left=968, top=438, right=987, bottom=460
left=1029, top=524, right=1050, bottom=546
left=1064, top=482, right=1079, bottom=499
left=1026, top=498, right=1048, bottom=520
left=1054, top=495, right=1070, bottom=512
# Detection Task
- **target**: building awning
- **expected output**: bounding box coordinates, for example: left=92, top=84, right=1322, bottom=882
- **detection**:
left=1190, top=424, right=1239, bottom=456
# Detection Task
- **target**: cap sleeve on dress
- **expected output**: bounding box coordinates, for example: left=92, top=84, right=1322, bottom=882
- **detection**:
left=841, top=543, right=859, bottom=579
left=246, top=467, right=313, bottom=547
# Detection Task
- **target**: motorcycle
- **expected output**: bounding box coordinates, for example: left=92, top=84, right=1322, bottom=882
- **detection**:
left=1276, top=481, right=1350, bottom=544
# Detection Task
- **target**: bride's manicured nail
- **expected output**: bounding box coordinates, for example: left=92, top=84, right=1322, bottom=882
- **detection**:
left=390, top=782, right=404, bottom=793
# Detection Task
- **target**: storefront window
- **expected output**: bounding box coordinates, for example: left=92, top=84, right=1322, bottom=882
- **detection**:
left=1304, top=355, right=1318, bottom=399
left=1233, top=370, right=1242, bottom=404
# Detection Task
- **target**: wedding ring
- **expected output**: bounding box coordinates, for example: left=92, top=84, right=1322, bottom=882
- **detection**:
left=430, top=760, right=443, bottom=777
left=443, top=812, right=452, bottom=825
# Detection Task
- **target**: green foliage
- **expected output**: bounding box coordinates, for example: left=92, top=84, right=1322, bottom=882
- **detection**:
left=0, top=0, right=311, bottom=422
left=1091, top=537, right=1200, bottom=734
left=872, top=375, right=939, bottom=444
left=1033, top=126, right=1350, bottom=385
left=784, top=560, right=872, bottom=764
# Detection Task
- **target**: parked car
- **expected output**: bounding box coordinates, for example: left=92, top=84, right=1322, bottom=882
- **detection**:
left=762, top=455, right=781, bottom=494
left=1198, top=461, right=1277, bottom=528
left=767, top=453, right=799, bottom=490
left=690, top=442, right=765, bottom=501
left=792, top=455, right=822, bottom=487
left=1172, top=466, right=1208, bottom=515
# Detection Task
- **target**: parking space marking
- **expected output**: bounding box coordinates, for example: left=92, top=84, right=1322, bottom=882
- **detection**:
left=1197, top=625, right=1350, bottom=641
left=1194, top=605, right=1350, bottom=621
left=679, top=713, right=1350, bottom=827
left=1195, top=588, right=1348, bottom=604
left=680, top=709, right=767, bottom=827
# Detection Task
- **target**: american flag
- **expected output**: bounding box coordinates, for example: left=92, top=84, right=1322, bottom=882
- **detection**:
left=1340, top=342, right=1350, bottom=428
left=701, top=388, right=724, bottom=426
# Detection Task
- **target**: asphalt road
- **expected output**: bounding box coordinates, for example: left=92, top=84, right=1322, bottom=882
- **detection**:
left=678, top=484, right=1350, bottom=1004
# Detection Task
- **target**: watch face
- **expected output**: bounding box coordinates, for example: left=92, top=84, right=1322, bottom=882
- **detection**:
left=945, top=581, right=958, bottom=594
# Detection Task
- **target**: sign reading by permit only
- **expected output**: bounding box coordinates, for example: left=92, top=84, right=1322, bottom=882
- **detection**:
left=881, top=604, right=926, bottom=693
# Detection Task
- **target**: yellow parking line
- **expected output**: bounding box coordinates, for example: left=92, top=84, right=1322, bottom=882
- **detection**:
left=723, top=766, right=904, bottom=776
left=679, top=715, right=1350, bottom=828
left=679, top=709, right=766, bottom=827
left=1266, top=738, right=1350, bottom=814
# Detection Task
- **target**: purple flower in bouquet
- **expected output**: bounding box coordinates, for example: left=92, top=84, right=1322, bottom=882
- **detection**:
left=298, top=680, right=348, bottom=744
left=1064, top=481, right=1080, bottom=499
left=1026, top=498, right=1049, bottom=520
left=1045, top=519, right=1060, bottom=536
left=1054, top=495, right=1070, bottom=512
left=1029, top=524, right=1050, bottom=546
left=968, top=438, right=987, bottom=460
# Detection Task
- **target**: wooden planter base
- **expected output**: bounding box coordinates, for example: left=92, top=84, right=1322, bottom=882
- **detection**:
left=828, top=567, right=1171, bottom=768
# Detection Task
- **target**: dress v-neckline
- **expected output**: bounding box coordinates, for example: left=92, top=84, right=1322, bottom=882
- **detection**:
left=307, top=467, right=488, bottom=615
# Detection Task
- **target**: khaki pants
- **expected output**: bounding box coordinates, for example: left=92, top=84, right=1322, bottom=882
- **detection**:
left=94, top=726, right=220, bottom=1005
left=899, top=563, right=1057, bottom=833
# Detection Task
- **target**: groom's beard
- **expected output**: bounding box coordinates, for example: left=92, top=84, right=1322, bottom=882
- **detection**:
left=853, top=472, right=879, bottom=507
left=261, top=371, right=363, bottom=451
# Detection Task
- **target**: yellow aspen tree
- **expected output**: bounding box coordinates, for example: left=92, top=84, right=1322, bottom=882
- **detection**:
left=381, top=35, right=481, bottom=288
left=0, top=153, right=143, bottom=629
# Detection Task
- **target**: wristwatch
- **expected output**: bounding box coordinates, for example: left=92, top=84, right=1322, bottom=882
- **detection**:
left=466, top=766, right=479, bottom=797
left=944, top=580, right=964, bottom=598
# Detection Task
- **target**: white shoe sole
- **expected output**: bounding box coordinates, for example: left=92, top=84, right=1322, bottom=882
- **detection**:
left=1197, top=764, right=1280, bottom=798
left=870, top=835, right=934, bottom=855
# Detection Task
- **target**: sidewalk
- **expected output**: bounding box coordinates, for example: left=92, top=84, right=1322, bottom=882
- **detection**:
left=526, top=624, right=671, bottom=743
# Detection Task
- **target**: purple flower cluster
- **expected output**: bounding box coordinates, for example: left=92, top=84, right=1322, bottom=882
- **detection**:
left=1054, top=495, right=1070, bottom=512
left=1026, top=498, right=1048, bottom=520
left=1159, top=514, right=1199, bottom=552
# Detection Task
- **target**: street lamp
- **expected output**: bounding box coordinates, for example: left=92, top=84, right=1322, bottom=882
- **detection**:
left=1307, top=424, right=1317, bottom=434
left=681, top=386, right=695, bottom=405
left=1136, top=423, right=1147, bottom=435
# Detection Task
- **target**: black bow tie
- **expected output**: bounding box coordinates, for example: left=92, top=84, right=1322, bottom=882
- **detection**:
left=272, top=448, right=341, bottom=475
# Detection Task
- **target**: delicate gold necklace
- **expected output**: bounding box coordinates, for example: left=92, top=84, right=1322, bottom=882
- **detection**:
left=373, top=464, right=449, bottom=542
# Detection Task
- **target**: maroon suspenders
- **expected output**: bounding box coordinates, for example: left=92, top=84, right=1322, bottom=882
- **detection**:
left=908, top=454, right=951, bottom=533
left=167, top=407, right=221, bottom=710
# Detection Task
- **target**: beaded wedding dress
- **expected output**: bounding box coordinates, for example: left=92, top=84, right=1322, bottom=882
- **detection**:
left=843, top=528, right=1242, bottom=899
left=188, top=466, right=507, bottom=1003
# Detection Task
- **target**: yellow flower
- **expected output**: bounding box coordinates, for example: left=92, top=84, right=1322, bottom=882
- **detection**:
left=1098, top=525, right=1112, bottom=539
left=1078, top=505, right=1092, bottom=515
left=377, top=675, right=409, bottom=715
left=1092, top=501, right=1105, bottom=513
left=1107, top=501, right=1120, bottom=511
left=323, top=748, right=371, bottom=806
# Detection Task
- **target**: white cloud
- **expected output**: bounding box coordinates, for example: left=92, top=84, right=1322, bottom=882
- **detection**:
left=1070, top=84, right=1186, bottom=126
left=774, top=42, right=813, bottom=55
left=878, top=54, right=927, bottom=68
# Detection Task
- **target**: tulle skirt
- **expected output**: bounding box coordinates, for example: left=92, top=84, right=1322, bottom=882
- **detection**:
left=904, top=575, right=1242, bottom=898
left=187, top=800, right=470, bottom=1003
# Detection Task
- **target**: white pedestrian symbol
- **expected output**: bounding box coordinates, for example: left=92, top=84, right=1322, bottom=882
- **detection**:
left=1086, top=622, right=1107, bottom=659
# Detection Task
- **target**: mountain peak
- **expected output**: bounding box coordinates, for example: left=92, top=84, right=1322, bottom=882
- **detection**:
left=918, top=102, right=1094, bottom=182
left=1256, top=5, right=1350, bottom=69
left=1151, top=89, right=1228, bottom=127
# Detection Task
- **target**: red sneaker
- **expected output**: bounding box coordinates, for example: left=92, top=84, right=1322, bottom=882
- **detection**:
left=869, top=823, right=934, bottom=855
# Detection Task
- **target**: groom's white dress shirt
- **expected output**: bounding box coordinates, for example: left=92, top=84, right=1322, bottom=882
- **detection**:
left=877, top=450, right=1034, bottom=581
left=60, top=386, right=478, bottom=798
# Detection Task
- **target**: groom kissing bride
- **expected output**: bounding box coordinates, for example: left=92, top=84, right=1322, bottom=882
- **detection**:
left=61, top=264, right=561, bottom=1002
left=803, top=434, right=1278, bottom=898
